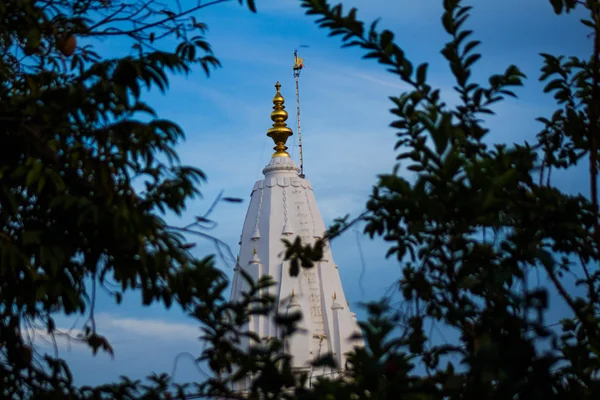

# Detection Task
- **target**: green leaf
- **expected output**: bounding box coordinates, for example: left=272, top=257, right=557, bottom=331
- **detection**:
left=222, top=197, right=243, bottom=203
left=537, top=249, right=555, bottom=270
left=416, top=63, right=428, bottom=85
left=22, top=231, right=42, bottom=246
left=549, top=0, right=563, bottom=14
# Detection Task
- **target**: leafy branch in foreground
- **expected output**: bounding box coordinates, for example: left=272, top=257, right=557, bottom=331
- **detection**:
left=278, top=0, right=600, bottom=398
left=0, top=0, right=260, bottom=398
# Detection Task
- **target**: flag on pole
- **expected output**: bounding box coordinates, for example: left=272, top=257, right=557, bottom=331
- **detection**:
left=294, top=52, right=304, bottom=69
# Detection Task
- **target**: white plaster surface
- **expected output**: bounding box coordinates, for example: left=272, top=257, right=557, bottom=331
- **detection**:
left=230, top=156, right=364, bottom=390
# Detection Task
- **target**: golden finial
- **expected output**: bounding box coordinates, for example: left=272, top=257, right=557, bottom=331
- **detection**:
left=291, top=289, right=295, bottom=297
left=333, top=292, right=337, bottom=300
left=267, top=82, right=293, bottom=158
left=253, top=247, right=257, bottom=255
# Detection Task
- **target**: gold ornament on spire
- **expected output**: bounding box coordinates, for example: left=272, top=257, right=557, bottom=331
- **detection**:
left=267, top=82, right=293, bottom=158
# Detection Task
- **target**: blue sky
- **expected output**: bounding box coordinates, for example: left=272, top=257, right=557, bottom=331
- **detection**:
left=34, top=0, right=592, bottom=386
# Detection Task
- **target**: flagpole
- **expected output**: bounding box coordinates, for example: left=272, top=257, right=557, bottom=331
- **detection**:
left=293, top=49, right=305, bottom=178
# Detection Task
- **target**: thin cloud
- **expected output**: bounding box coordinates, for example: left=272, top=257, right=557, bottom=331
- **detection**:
left=97, top=314, right=200, bottom=340
left=24, top=315, right=200, bottom=353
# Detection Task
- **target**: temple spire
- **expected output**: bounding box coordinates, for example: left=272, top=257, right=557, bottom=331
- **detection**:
left=267, top=82, right=293, bottom=158
left=229, top=82, right=363, bottom=392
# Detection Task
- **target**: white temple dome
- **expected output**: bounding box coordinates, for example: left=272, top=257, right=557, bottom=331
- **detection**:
left=229, top=82, right=363, bottom=391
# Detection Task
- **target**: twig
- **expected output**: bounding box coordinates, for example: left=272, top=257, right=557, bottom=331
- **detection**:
left=184, top=190, right=223, bottom=230
left=543, top=262, right=598, bottom=340
left=168, top=225, right=236, bottom=268
left=354, top=229, right=367, bottom=297
left=87, top=3, right=128, bottom=31
left=87, top=0, right=233, bottom=36
left=171, top=351, right=211, bottom=381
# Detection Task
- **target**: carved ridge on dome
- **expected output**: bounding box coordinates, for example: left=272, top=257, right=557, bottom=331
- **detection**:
left=304, top=188, right=317, bottom=238
left=282, top=186, right=294, bottom=236
left=251, top=177, right=313, bottom=193
left=262, top=155, right=301, bottom=176
left=252, top=186, right=264, bottom=241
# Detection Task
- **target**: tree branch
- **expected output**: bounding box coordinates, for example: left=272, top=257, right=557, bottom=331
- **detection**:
left=86, top=0, right=234, bottom=36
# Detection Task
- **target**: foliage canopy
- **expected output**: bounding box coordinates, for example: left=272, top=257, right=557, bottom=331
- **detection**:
left=1, top=0, right=600, bottom=399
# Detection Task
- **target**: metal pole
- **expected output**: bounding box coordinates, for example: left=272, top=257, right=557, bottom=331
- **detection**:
left=293, top=50, right=305, bottom=178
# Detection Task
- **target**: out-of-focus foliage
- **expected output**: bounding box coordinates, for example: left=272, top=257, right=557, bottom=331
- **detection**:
left=277, top=0, right=600, bottom=399
left=0, top=0, right=269, bottom=398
